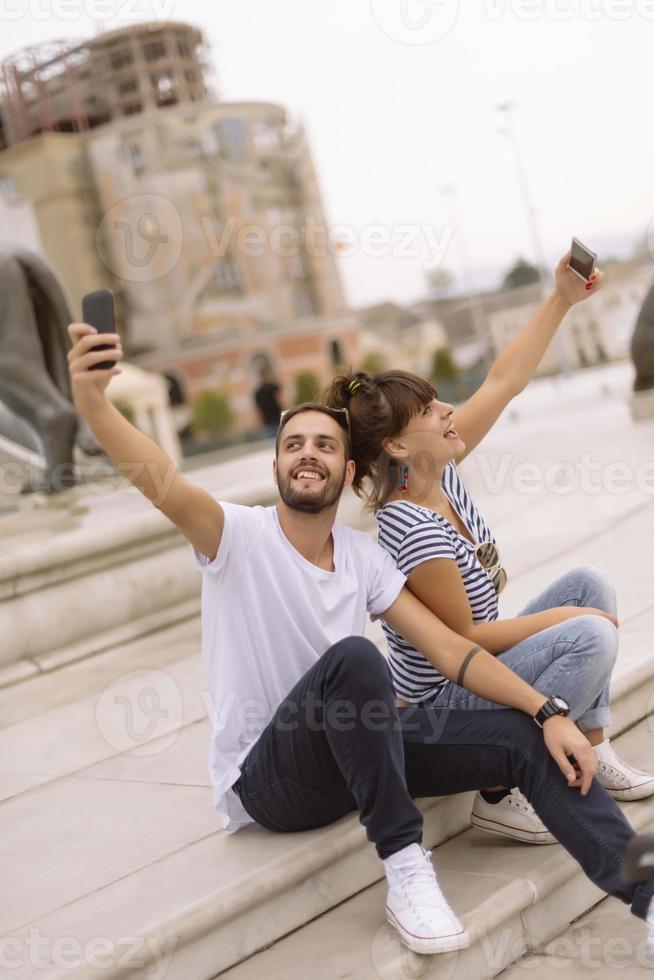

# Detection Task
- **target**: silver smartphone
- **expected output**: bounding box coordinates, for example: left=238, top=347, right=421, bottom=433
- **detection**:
left=567, top=237, right=597, bottom=282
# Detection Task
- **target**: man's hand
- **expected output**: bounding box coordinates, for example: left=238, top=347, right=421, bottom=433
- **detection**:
left=542, top=715, right=598, bottom=795
left=67, top=322, right=123, bottom=418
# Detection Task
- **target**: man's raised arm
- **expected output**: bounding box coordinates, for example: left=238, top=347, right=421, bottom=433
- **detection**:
left=67, top=322, right=224, bottom=561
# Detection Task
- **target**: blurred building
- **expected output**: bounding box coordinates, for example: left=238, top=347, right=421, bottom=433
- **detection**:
left=357, top=301, right=447, bottom=377
left=0, top=23, right=360, bottom=438
left=414, top=252, right=653, bottom=377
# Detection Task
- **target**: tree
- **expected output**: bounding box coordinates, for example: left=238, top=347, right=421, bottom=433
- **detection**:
left=294, top=371, right=321, bottom=405
left=113, top=399, right=136, bottom=426
left=501, top=257, right=541, bottom=291
left=431, top=347, right=460, bottom=383
left=191, top=389, right=234, bottom=438
left=426, top=267, right=455, bottom=299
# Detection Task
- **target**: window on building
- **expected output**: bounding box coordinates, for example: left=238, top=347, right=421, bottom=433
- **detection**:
left=213, top=255, right=245, bottom=295
left=143, top=40, right=166, bottom=62
left=289, top=252, right=308, bottom=280
left=252, top=119, right=281, bottom=153
left=204, top=125, right=221, bottom=156
left=177, top=36, right=192, bottom=59
left=110, top=49, right=133, bottom=70
left=120, top=143, right=144, bottom=176
left=215, top=118, right=248, bottom=163
left=294, top=285, right=316, bottom=318
left=123, top=103, right=143, bottom=117
left=118, top=78, right=139, bottom=95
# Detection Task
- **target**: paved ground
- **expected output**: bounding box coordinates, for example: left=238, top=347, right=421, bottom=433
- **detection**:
left=1, top=358, right=653, bottom=978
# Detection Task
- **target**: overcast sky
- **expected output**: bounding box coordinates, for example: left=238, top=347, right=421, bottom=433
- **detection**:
left=1, top=0, right=653, bottom=308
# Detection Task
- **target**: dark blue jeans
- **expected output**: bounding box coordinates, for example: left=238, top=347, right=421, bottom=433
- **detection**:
left=232, top=636, right=654, bottom=921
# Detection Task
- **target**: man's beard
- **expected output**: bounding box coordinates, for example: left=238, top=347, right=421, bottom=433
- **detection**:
left=278, top=466, right=346, bottom=513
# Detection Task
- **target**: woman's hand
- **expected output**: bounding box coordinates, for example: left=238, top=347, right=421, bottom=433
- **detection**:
left=551, top=606, right=618, bottom=628
left=554, top=249, right=605, bottom=306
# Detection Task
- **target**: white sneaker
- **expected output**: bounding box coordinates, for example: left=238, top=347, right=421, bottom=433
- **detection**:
left=383, top=842, right=470, bottom=955
left=593, top=739, right=654, bottom=801
left=471, top=788, right=557, bottom=845
left=648, top=897, right=654, bottom=955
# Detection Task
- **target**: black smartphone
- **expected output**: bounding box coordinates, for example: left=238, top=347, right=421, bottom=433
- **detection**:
left=81, top=288, right=118, bottom=371
left=567, top=237, right=597, bottom=282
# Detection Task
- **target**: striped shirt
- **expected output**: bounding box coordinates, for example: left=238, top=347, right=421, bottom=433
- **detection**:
left=375, top=461, right=499, bottom=703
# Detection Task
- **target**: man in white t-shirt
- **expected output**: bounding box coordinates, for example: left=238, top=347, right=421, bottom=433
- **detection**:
left=66, top=316, right=654, bottom=960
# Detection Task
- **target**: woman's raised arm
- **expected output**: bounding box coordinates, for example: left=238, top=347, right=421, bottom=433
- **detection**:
left=452, top=249, right=604, bottom=462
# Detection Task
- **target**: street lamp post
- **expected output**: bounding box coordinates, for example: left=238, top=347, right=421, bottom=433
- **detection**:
left=441, top=183, right=492, bottom=371
left=496, top=101, right=572, bottom=378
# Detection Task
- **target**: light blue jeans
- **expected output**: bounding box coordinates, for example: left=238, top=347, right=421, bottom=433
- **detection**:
left=431, top=565, right=618, bottom=732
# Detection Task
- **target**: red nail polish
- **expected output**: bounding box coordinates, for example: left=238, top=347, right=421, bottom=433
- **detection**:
left=585, top=283, right=592, bottom=289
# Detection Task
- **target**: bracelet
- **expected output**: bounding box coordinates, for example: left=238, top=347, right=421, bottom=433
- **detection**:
left=456, top=645, right=481, bottom=687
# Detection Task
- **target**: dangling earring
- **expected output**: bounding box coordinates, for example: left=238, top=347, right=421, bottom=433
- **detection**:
left=398, top=464, right=409, bottom=493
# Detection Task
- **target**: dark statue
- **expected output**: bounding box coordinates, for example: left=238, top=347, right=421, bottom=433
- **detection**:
left=0, top=243, right=103, bottom=494
left=631, top=280, right=654, bottom=392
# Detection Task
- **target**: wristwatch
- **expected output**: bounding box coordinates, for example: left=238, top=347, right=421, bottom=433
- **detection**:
left=534, top=695, right=571, bottom=728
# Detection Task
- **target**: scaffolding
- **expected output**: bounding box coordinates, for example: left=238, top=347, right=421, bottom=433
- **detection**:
left=0, top=22, right=217, bottom=151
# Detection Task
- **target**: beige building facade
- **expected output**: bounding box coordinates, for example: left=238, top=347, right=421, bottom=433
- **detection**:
left=0, top=22, right=359, bottom=440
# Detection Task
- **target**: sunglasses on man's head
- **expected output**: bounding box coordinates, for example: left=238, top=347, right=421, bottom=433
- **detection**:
left=278, top=406, right=352, bottom=446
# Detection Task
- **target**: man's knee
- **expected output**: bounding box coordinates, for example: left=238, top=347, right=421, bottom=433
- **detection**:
left=324, top=636, right=392, bottom=682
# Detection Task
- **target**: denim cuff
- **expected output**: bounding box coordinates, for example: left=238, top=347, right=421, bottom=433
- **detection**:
left=577, top=707, right=612, bottom=731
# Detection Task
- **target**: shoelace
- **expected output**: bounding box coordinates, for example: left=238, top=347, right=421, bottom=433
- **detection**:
left=597, top=746, right=652, bottom=783
left=508, top=789, right=538, bottom=815
left=392, top=848, right=446, bottom=908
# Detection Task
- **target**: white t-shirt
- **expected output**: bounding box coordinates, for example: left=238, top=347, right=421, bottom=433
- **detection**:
left=191, top=501, right=407, bottom=832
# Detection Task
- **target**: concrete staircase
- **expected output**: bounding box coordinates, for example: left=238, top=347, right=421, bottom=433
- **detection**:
left=2, top=367, right=654, bottom=979
left=0, top=577, right=652, bottom=980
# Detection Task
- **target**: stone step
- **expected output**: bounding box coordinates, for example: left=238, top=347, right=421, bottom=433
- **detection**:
left=498, top=894, right=654, bottom=977
left=218, top=717, right=654, bottom=980
left=0, top=598, right=652, bottom=979
left=0, top=452, right=366, bottom=685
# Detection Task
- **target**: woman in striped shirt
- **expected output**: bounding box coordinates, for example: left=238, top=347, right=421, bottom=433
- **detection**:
left=323, top=249, right=654, bottom=842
